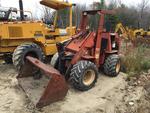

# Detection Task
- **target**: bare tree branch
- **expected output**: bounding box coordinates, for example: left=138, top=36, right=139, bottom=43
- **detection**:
left=138, top=0, right=149, bottom=28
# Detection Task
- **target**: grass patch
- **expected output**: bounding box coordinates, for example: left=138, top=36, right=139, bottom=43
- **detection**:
left=121, top=45, right=150, bottom=77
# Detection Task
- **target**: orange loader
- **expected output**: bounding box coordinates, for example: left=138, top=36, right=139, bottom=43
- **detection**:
left=17, top=9, right=121, bottom=108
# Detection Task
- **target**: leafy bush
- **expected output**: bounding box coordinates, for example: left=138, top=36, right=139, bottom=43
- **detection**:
left=141, top=60, right=150, bottom=71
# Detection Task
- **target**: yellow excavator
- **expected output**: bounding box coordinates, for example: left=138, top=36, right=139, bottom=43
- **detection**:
left=115, top=23, right=150, bottom=46
left=115, top=23, right=145, bottom=41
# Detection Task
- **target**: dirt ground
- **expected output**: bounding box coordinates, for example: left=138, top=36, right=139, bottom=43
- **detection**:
left=0, top=64, right=149, bottom=113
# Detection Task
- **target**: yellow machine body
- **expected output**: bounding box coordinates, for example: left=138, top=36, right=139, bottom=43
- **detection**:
left=115, top=23, right=146, bottom=41
left=0, top=0, right=76, bottom=57
left=115, top=23, right=133, bottom=41
left=115, top=23, right=150, bottom=46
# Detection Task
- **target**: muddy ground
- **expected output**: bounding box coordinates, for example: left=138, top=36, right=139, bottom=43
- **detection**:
left=0, top=64, right=149, bottom=113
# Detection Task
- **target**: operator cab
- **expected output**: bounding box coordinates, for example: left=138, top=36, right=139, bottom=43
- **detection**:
left=40, top=0, right=76, bottom=36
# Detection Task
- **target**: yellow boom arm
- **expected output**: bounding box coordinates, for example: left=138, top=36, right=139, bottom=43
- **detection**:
left=115, top=23, right=135, bottom=41
left=40, top=0, right=73, bottom=10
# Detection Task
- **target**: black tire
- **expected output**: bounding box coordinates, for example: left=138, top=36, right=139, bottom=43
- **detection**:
left=103, top=54, right=120, bottom=77
left=4, top=54, right=13, bottom=64
left=70, top=60, right=98, bottom=91
left=50, top=52, right=59, bottom=69
left=13, top=43, right=45, bottom=71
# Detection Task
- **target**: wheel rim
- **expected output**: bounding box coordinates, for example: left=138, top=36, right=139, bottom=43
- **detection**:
left=83, top=69, right=95, bottom=86
left=116, top=61, right=121, bottom=73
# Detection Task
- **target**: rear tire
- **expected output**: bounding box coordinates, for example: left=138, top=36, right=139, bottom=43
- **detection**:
left=50, top=53, right=59, bottom=69
left=70, top=60, right=98, bottom=91
left=13, top=43, right=45, bottom=71
left=103, top=54, right=120, bottom=77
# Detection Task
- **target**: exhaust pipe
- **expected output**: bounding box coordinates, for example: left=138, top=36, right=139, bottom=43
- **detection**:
left=19, top=0, right=24, bottom=20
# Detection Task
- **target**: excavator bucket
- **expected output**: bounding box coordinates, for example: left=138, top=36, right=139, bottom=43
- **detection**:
left=17, top=56, right=68, bottom=108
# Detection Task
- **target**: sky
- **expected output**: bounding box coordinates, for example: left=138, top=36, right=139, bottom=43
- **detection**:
left=0, top=0, right=142, bottom=18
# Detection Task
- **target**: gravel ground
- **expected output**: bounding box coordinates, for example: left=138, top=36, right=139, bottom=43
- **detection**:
left=0, top=64, right=149, bottom=113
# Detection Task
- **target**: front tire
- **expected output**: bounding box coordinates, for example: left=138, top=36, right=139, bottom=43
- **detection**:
left=70, top=60, right=98, bottom=91
left=103, top=54, right=121, bottom=77
left=4, top=54, right=12, bottom=64
left=13, top=43, right=45, bottom=71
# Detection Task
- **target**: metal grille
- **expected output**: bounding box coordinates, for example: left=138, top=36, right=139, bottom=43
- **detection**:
left=8, top=26, right=23, bottom=37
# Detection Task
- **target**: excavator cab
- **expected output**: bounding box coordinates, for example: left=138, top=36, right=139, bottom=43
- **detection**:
left=40, top=0, right=75, bottom=35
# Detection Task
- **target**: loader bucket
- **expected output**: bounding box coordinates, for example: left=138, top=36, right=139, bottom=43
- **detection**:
left=17, top=56, right=68, bottom=108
